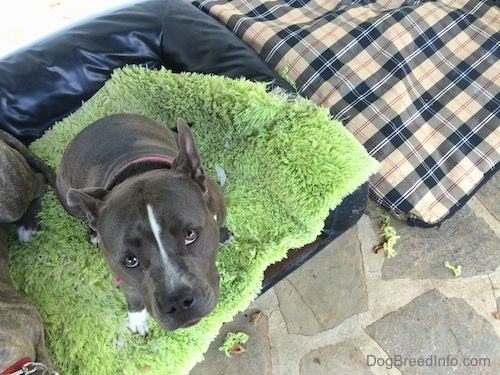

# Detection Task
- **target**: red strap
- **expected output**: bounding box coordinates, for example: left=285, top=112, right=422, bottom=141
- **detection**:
left=0, top=357, right=32, bottom=375
left=115, top=156, right=173, bottom=176
left=107, top=155, right=173, bottom=190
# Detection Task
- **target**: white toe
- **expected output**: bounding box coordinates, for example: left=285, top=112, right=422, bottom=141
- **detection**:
left=17, top=225, right=37, bottom=243
left=90, top=232, right=100, bottom=245
left=128, top=309, right=149, bottom=336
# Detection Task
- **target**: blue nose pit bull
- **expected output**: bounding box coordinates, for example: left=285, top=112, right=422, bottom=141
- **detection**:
left=55, top=114, right=227, bottom=335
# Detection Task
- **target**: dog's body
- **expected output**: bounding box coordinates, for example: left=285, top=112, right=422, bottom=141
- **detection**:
left=55, top=114, right=226, bottom=335
left=0, top=225, right=58, bottom=375
left=0, top=130, right=56, bottom=243
left=0, top=130, right=58, bottom=374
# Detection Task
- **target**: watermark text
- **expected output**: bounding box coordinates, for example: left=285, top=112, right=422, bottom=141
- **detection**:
left=367, top=354, right=491, bottom=370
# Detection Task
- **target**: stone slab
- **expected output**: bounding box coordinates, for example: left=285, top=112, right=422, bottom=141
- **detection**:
left=372, top=205, right=500, bottom=280
left=299, top=342, right=372, bottom=375
left=365, top=289, right=500, bottom=374
left=189, top=308, right=271, bottom=375
left=475, top=171, right=500, bottom=223
left=274, top=226, right=367, bottom=335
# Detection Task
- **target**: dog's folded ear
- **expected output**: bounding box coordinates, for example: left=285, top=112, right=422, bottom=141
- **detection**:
left=67, top=187, right=108, bottom=230
left=173, top=118, right=207, bottom=194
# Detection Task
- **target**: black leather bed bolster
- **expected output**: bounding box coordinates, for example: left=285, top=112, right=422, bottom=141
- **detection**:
left=0, top=0, right=293, bottom=144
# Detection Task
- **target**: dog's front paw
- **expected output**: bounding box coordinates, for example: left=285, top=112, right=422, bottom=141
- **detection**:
left=220, top=227, right=234, bottom=245
left=87, top=227, right=100, bottom=245
left=128, top=309, right=149, bottom=336
left=90, top=232, right=100, bottom=245
left=16, top=225, right=37, bottom=243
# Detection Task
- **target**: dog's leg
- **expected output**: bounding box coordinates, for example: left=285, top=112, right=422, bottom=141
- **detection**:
left=0, top=224, right=11, bottom=283
left=15, top=173, right=46, bottom=243
left=219, top=227, right=234, bottom=245
left=118, top=282, right=149, bottom=336
left=33, top=324, right=59, bottom=374
left=86, top=227, right=99, bottom=245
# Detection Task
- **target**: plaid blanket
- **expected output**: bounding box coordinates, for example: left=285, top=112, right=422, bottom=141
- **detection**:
left=191, top=0, right=500, bottom=226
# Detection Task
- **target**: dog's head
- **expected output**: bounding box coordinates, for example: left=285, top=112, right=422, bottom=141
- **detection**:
left=65, top=120, right=225, bottom=330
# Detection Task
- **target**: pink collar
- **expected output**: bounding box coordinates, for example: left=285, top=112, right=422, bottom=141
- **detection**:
left=107, top=155, right=173, bottom=190
left=115, top=155, right=173, bottom=175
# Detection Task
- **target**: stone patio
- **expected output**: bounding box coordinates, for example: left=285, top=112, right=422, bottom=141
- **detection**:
left=190, top=172, right=500, bottom=375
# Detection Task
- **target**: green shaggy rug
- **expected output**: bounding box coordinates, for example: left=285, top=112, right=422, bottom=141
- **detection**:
left=9, top=66, right=378, bottom=374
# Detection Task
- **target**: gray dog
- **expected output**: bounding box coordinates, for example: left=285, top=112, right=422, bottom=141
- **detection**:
left=0, top=130, right=59, bottom=374
left=55, top=114, right=227, bottom=335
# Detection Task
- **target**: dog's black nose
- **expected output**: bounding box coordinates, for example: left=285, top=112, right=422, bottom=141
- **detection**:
left=157, top=286, right=195, bottom=314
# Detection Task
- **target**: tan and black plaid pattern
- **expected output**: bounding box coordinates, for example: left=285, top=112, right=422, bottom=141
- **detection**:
left=191, top=0, right=500, bottom=226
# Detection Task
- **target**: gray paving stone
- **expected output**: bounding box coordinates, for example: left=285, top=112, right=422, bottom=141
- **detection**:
left=365, top=289, right=500, bottom=374
left=189, top=309, right=271, bottom=375
left=373, top=205, right=500, bottom=280
left=299, top=342, right=372, bottom=375
left=475, top=172, right=500, bottom=223
left=275, top=226, right=367, bottom=335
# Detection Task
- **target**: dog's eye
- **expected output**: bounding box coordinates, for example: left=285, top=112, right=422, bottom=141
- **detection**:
left=123, top=255, right=140, bottom=268
left=184, top=229, right=198, bottom=245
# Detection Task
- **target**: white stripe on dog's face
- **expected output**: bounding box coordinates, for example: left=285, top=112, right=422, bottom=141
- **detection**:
left=147, top=204, right=180, bottom=286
